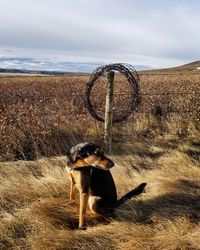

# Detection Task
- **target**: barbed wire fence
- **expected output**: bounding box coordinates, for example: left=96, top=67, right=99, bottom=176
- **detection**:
left=1, top=67, right=199, bottom=124
left=114, top=91, right=200, bottom=120
left=1, top=70, right=199, bottom=161
left=85, top=63, right=140, bottom=123
left=85, top=63, right=141, bottom=152
left=1, top=91, right=199, bottom=120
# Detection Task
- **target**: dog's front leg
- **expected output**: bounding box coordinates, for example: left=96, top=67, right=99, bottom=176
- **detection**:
left=78, top=168, right=91, bottom=229
left=79, top=191, right=89, bottom=229
left=69, top=173, right=75, bottom=200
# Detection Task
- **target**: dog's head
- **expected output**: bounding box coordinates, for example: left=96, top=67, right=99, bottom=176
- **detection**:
left=67, top=142, right=114, bottom=170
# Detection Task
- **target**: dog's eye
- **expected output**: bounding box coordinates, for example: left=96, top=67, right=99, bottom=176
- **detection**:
left=95, top=151, right=102, bottom=156
left=76, top=153, right=83, bottom=159
left=94, top=148, right=103, bottom=156
left=80, top=151, right=90, bottom=158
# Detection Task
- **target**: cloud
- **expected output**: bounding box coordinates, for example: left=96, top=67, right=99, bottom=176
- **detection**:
left=0, top=0, right=200, bottom=70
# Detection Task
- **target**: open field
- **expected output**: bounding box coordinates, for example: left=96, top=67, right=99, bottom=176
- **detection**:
left=0, top=69, right=200, bottom=249
left=0, top=70, right=199, bottom=161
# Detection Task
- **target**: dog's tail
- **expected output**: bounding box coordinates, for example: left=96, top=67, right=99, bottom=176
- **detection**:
left=116, top=183, right=147, bottom=207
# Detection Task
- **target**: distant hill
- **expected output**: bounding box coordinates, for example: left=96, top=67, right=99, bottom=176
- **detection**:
left=172, top=61, right=200, bottom=71
left=1, top=61, right=200, bottom=75
left=151, top=61, right=200, bottom=73
left=0, top=68, right=73, bottom=76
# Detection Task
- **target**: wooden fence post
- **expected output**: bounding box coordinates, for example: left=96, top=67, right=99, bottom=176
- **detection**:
left=104, top=71, right=115, bottom=153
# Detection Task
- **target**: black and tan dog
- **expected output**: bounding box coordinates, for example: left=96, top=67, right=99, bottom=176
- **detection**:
left=66, top=142, right=146, bottom=229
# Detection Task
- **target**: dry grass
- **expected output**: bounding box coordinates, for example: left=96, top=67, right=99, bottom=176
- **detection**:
left=0, top=132, right=200, bottom=250
left=0, top=72, right=200, bottom=249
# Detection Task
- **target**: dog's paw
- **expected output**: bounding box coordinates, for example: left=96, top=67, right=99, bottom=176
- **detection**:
left=78, top=226, right=87, bottom=230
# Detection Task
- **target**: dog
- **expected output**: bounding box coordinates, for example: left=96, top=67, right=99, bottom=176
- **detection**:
left=66, top=142, right=146, bottom=229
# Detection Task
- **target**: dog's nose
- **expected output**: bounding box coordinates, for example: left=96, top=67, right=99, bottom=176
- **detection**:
left=109, top=160, right=114, bottom=168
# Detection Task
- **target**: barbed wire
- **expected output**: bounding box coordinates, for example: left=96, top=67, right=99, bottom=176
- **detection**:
left=85, top=63, right=140, bottom=123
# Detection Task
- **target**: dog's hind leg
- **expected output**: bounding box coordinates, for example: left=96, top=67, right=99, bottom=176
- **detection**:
left=89, top=197, right=114, bottom=216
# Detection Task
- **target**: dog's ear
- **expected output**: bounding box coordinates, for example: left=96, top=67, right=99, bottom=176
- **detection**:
left=68, top=143, right=87, bottom=163
left=67, top=142, right=99, bottom=165
left=68, top=148, right=80, bottom=163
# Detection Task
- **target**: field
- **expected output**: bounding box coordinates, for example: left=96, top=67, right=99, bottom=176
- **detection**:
left=0, top=69, right=200, bottom=249
left=0, top=71, right=199, bottom=161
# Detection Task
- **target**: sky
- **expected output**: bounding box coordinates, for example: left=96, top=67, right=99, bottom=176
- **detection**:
left=0, top=0, right=200, bottom=72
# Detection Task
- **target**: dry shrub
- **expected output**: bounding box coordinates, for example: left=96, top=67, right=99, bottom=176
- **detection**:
left=0, top=73, right=199, bottom=161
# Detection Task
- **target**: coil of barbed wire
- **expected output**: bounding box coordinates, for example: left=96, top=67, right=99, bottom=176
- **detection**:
left=85, top=63, right=141, bottom=123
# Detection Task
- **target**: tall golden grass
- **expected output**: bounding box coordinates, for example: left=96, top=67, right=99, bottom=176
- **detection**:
left=0, top=131, right=200, bottom=249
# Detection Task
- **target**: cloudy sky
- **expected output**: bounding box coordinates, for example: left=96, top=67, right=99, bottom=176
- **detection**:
left=0, top=0, right=200, bottom=72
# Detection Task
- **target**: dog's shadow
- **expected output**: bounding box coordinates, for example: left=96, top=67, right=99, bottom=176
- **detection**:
left=116, top=179, right=200, bottom=224
left=34, top=179, right=200, bottom=230
left=33, top=198, right=111, bottom=230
